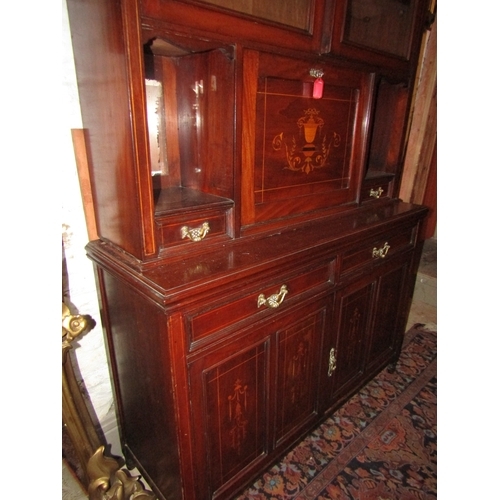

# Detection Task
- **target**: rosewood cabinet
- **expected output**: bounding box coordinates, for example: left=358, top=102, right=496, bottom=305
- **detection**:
left=67, top=0, right=432, bottom=498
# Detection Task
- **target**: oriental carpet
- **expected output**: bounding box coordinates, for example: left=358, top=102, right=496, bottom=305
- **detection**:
left=236, top=324, right=437, bottom=500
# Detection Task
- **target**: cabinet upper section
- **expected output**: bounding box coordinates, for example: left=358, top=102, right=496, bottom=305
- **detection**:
left=140, top=0, right=431, bottom=74
left=140, top=0, right=329, bottom=53
left=67, top=0, right=432, bottom=262
left=327, top=0, right=432, bottom=74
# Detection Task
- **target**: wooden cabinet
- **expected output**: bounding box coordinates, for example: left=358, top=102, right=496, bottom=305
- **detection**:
left=67, top=0, right=432, bottom=498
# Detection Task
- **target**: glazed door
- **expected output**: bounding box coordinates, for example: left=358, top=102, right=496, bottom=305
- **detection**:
left=327, top=0, right=430, bottom=74
left=187, top=296, right=330, bottom=499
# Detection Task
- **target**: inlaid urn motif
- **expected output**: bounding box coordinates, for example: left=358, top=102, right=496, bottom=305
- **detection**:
left=272, top=108, right=341, bottom=174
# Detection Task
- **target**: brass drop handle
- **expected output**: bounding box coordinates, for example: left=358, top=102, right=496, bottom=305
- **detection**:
left=369, top=187, right=384, bottom=198
left=257, top=285, right=288, bottom=309
left=328, top=347, right=337, bottom=377
left=372, top=242, right=390, bottom=259
left=181, top=222, right=210, bottom=242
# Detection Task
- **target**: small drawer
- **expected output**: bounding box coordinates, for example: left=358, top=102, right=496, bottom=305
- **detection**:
left=340, top=226, right=416, bottom=275
left=360, top=174, right=394, bottom=203
left=186, top=264, right=333, bottom=349
left=156, top=208, right=231, bottom=249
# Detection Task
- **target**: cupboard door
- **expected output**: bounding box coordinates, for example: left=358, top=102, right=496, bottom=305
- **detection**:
left=324, top=281, right=373, bottom=409
left=187, top=296, right=330, bottom=499
left=274, top=301, right=329, bottom=448
left=189, top=337, right=271, bottom=499
left=241, top=49, right=374, bottom=230
left=365, top=260, right=409, bottom=372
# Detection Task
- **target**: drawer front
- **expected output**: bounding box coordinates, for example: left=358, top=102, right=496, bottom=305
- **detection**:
left=186, top=263, right=333, bottom=349
left=360, top=176, right=394, bottom=203
left=156, top=208, right=231, bottom=249
left=340, top=226, right=416, bottom=276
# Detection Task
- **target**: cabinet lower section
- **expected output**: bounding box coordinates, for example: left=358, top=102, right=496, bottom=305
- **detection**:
left=90, top=203, right=427, bottom=500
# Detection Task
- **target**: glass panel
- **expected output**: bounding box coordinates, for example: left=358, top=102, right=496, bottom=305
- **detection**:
left=344, top=0, right=416, bottom=58
left=196, top=0, right=312, bottom=30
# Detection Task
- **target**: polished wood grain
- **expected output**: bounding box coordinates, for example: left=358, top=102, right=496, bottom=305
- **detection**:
left=241, top=49, right=375, bottom=229
left=67, top=0, right=154, bottom=259
left=67, top=1, right=433, bottom=498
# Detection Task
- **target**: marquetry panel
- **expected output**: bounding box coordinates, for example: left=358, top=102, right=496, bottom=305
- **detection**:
left=366, top=263, right=407, bottom=370
left=274, top=305, right=326, bottom=446
left=331, top=281, right=372, bottom=397
left=194, top=340, right=270, bottom=497
left=241, top=50, right=374, bottom=227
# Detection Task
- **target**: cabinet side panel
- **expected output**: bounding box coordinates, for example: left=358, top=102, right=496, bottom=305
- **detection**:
left=99, top=270, right=182, bottom=499
left=67, top=0, right=146, bottom=257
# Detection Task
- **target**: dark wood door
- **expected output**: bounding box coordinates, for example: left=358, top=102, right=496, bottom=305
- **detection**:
left=365, top=261, right=409, bottom=373
left=320, top=280, right=373, bottom=413
left=187, top=296, right=330, bottom=499
left=273, top=301, right=329, bottom=448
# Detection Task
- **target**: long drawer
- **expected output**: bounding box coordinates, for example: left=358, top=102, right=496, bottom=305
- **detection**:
left=185, top=263, right=334, bottom=351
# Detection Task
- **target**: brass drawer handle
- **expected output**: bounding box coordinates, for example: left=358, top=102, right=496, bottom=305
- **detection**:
left=369, top=187, right=384, bottom=198
left=372, top=242, right=390, bottom=259
left=181, top=222, right=210, bottom=242
left=257, top=285, right=288, bottom=309
left=328, top=347, right=337, bottom=376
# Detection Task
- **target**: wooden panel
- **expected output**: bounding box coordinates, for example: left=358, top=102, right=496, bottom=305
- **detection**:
left=71, top=128, right=98, bottom=241
left=330, top=281, right=372, bottom=398
left=140, top=0, right=329, bottom=53
left=367, top=80, right=410, bottom=176
left=343, top=0, right=417, bottom=59
left=365, top=263, right=407, bottom=371
left=274, top=305, right=326, bottom=446
left=327, top=0, right=430, bottom=74
left=195, top=0, right=313, bottom=30
left=241, top=50, right=374, bottom=227
left=67, top=0, right=155, bottom=258
left=98, top=269, right=183, bottom=499
left=189, top=338, right=271, bottom=499
left=399, top=12, right=437, bottom=204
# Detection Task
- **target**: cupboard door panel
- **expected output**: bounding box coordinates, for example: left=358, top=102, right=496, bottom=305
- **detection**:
left=366, top=262, right=408, bottom=371
left=200, top=341, right=270, bottom=497
left=330, top=281, right=373, bottom=400
left=274, top=305, right=327, bottom=447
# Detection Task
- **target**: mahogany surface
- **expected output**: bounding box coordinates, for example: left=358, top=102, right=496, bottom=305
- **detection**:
left=67, top=1, right=432, bottom=498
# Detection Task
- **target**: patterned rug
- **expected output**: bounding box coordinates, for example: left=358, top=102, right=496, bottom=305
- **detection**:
left=236, top=324, right=437, bottom=500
